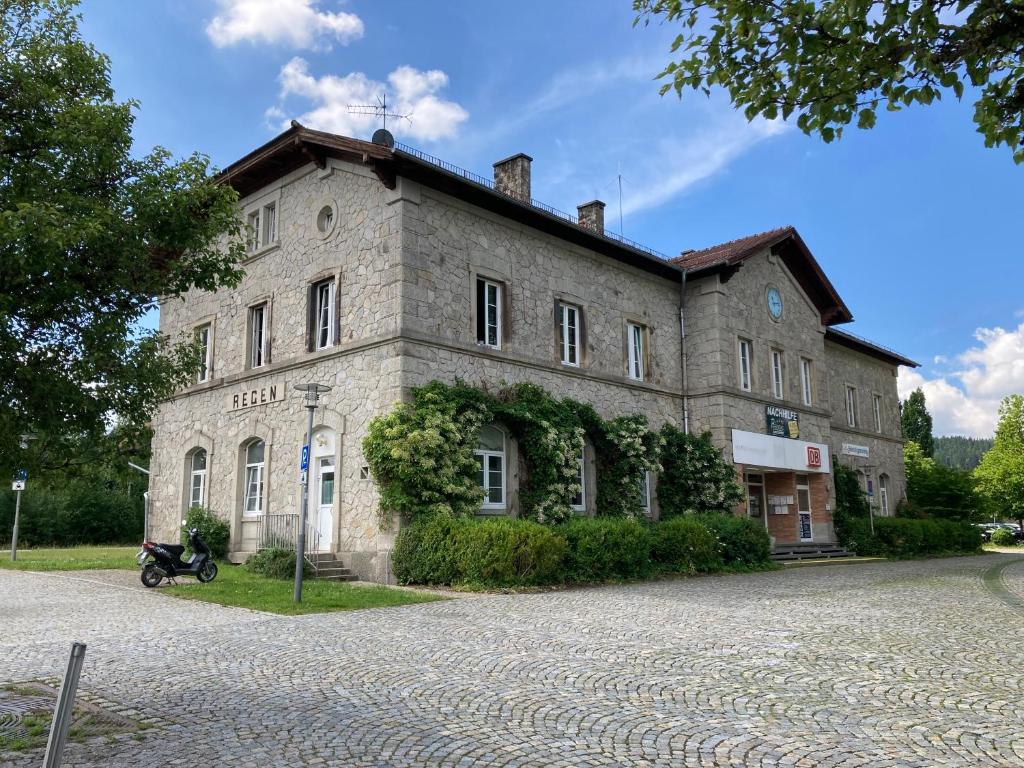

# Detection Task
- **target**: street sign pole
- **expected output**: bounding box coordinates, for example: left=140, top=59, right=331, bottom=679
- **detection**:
left=11, top=488, right=21, bottom=562
left=293, top=383, right=331, bottom=603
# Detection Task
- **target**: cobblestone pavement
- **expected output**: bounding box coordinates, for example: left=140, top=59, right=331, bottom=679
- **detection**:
left=3, top=555, right=1024, bottom=767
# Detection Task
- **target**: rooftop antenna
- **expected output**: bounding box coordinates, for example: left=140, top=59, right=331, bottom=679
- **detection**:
left=609, top=163, right=629, bottom=237
left=347, top=92, right=411, bottom=147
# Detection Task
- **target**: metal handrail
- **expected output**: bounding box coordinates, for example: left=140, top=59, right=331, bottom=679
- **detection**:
left=393, top=142, right=669, bottom=261
left=257, top=512, right=321, bottom=574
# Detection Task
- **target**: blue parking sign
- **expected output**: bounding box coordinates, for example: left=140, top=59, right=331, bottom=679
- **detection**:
left=300, top=445, right=310, bottom=471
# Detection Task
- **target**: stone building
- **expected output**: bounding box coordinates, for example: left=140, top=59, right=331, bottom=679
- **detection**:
left=149, top=124, right=916, bottom=580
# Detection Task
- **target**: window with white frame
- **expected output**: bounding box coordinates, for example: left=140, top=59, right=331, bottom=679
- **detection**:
left=189, top=449, right=207, bottom=508
left=474, top=426, right=505, bottom=510
left=800, top=357, right=813, bottom=406
left=771, top=349, right=784, bottom=399
left=313, top=279, right=336, bottom=350
left=475, top=278, right=502, bottom=349
left=245, top=201, right=279, bottom=253
left=243, top=440, right=265, bottom=515
left=249, top=303, right=268, bottom=368
left=639, top=470, right=652, bottom=516
left=738, top=339, right=752, bottom=391
left=873, top=394, right=883, bottom=433
left=627, top=322, right=645, bottom=381
left=196, top=324, right=211, bottom=383
left=570, top=452, right=585, bottom=512
left=846, top=385, right=858, bottom=427
left=879, top=474, right=890, bottom=515
left=558, top=303, right=580, bottom=367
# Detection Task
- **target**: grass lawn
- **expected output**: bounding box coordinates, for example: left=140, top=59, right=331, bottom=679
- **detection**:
left=0, top=546, right=137, bottom=571
left=163, top=563, right=445, bottom=615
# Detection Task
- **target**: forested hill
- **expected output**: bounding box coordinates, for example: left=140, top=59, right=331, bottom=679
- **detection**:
left=933, top=436, right=993, bottom=470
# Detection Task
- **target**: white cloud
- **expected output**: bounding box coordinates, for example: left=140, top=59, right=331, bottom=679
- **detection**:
left=898, top=321, right=1024, bottom=437
left=271, top=58, right=468, bottom=142
left=206, top=0, right=363, bottom=49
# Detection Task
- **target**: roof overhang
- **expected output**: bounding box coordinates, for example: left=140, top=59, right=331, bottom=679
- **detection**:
left=825, top=327, right=919, bottom=368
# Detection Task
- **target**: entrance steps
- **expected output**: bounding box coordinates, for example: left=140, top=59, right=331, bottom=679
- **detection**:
left=307, top=552, right=359, bottom=582
left=771, top=543, right=858, bottom=562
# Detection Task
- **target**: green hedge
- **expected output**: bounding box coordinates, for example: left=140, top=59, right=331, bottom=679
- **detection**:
left=844, top=517, right=981, bottom=557
left=697, top=513, right=772, bottom=566
left=556, top=517, right=654, bottom=582
left=246, top=547, right=313, bottom=579
left=650, top=516, right=723, bottom=574
left=0, top=482, right=142, bottom=547
left=990, top=527, right=1016, bottom=547
left=393, top=513, right=774, bottom=587
left=182, top=507, right=231, bottom=559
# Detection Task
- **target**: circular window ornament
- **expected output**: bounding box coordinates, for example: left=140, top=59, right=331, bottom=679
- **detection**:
left=314, top=199, right=338, bottom=238
left=766, top=285, right=784, bottom=320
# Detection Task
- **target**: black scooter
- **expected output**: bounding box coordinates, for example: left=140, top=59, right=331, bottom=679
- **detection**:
left=138, top=527, right=218, bottom=588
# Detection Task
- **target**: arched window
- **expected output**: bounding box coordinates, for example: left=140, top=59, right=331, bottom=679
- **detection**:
left=570, top=450, right=586, bottom=512
left=474, top=426, right=505, bottom=510
left=879, top=473, right=890, bottom=516
left=243, top=440, right=265, bottom=515
left=188, top=449, right=207, bottom=508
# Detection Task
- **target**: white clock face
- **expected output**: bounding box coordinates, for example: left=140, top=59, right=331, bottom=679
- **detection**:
left=767, top=287, right=783, bottom=319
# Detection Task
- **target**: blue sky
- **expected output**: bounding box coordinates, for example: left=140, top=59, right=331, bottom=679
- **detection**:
left=80, top=0, right=1023, bottom=437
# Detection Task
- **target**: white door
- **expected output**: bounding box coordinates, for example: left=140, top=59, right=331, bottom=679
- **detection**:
left=796, top=474, right=813, bottom=542
left=316, top=456, right=335, bottom=552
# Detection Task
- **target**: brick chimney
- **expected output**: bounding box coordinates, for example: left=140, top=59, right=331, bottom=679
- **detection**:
left=577, top=200, right=605, bottom=234
left=493, top=153, right=532, bottom=201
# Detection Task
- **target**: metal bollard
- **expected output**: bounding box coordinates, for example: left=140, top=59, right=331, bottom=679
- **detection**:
left=43, top=642, right=87, bottom=768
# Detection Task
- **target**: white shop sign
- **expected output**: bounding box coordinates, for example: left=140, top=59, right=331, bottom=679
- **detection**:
left=842, top=443, right=870, bottom=458
left=731, top=429, right=830, bottom=474
left=227, top=381, right=286, bottom=411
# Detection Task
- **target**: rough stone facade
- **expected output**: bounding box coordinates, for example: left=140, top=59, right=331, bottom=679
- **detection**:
left=149, top=138, right=911, bottom=579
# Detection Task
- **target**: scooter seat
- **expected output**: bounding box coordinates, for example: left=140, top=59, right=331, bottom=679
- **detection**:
left=161, top=544, right=186, bottom=557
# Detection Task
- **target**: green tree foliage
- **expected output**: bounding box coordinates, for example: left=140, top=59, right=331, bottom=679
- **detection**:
left=933, top=435, right=993, bottom=470
left=634, top=0, right=1024, bottom=162
left=903, top=441, right=979, bottom=521
left=656, top=425, right=743, bottom=517
left=901, top=388, right=935, bottom=457
left=832, top=459, right=870, bottom=544
left=0, top=0, right=246, bottom=475
left=975, top=394, right=1024, bottom=531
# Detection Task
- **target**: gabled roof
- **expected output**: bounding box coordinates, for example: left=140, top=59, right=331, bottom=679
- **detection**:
left=825, top=327, right=919, bottom=368
left=673, top=226, right=853, bottom=325
left=217, top=123, right=683, bottom=281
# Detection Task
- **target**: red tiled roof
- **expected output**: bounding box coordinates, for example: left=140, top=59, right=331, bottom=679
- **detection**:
left=673, top=225, right=853, bottom=325
left=673, top=226, right=795, bottom=271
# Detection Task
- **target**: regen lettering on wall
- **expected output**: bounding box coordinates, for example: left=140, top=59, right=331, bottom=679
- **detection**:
left=226, top=381, right=286, bottom=412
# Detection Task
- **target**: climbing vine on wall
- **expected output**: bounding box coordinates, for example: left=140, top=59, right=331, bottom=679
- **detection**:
left=362, top=380, right=664, bottom=525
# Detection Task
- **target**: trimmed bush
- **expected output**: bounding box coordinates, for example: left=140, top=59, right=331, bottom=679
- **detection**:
left=557, top=517, right=654, bottom=582
left=182, top=507, right=231, bottom=559
left=851, top=517, right=982, bottom=557
left=697, top=513, right=772, bottom=567
left=651, top=516, right=723, bottom=574
left=392, top=514, right=465, bottom=585
left=454, top=518, right=567, bottom=587
left=991, top=527, right=1016, bottom=547
left=246, top=547, right=313, bottom=579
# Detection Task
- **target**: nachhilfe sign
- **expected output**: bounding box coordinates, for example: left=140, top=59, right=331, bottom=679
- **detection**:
left=732, top=429, right=830, bottom=473
left=227, top=382, right=286, bottom=411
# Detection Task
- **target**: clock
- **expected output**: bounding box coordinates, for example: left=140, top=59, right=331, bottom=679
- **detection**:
left=766, top=287, right=783, bottom=319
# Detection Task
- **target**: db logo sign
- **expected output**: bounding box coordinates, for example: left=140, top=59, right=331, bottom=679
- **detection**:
left=806, top=446, right=822, bottom=468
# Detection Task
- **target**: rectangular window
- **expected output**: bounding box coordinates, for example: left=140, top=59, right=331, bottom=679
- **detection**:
left=771, top=349, right=784, bottom=399
left=873, top=394, right=883, bottom=433
left=627, top=322, right=645, bottom=381
left=846, top=386, right=858, bottom=428
left=262, top=202, right=276, bottom=245
left=639, top=471, right=652, bottom=516
left=558, top=303, right=580, bottom=367
left=249, top=303, right=268, bottom=369
left=313, top=279, right=336, bottom=350
left=196, top=324, right=211, bottom=383
left=570, top=454, right=585, bottom=512
left=475, top=278, right=502, bottom=349
left=474, top=452, right=505, bottom=508
left=738, top=339, right=752, bottom=391
left=244, top=464, right=263, bottom=514
left=246, top=209, right=261, bottom=252
left=746, top=473, right=764, bottom=519
left=800, top=357, right=813, bottom=406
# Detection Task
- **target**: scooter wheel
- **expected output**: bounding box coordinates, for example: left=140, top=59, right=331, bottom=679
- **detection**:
left=197, top=560, right=218, bottom=583
left=140, top=564, right=163, bottom=588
